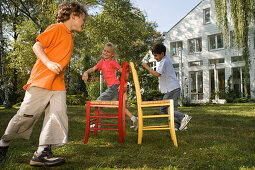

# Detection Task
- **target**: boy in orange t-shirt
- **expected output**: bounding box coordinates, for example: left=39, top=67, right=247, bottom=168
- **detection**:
left=0, top=2, right=87, bottom=167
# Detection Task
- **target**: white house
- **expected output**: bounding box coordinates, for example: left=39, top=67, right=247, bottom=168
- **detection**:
left=146, top=0, right=255, bottom=103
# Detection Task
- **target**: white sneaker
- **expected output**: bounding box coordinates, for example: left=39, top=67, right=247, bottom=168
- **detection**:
left=130, top=117, right=138, bottom=131
left=90, top=124, right=101, bottom=132
left=176, top=126, right=188, bottom=131
left=179, top=115, right=192, bottom=131
left=181, top=126, right=188, bottom=131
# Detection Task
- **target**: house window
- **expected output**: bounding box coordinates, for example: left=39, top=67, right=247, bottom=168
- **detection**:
left=188, top=37, right=202, bottom=54
left=173, top=63, right=179, bottom=68
left=209, top=58, right=225, bottom=65
left=231, top=56, right=244, bottom=63
left=208, top=33, right=224, bottom=50
left=232, top=67, right=250, bottom=98
left=190, top=71, right=203, bottom=100
left=203, top=8, right=210, bottom=24
left=170, top=41, right=183, bottom=56
left=189, top=60, right=203, bottom=67
left=210, top=69, right=225, bottom=99
left=148, top=61, right=157, bottom=71
left=173, top=63, right=183, bottom=68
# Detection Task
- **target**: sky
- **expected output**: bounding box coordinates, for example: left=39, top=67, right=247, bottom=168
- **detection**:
left=130, top=0, right=201, bottom=33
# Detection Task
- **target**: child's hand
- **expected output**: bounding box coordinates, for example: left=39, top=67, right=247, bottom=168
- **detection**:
left=46, top=61, right=63, bottom=74
left=82, top=72, right=88, bottom=82
left=141, top=63, right=149, bottom=69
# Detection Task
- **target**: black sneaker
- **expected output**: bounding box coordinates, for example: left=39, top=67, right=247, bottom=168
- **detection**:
left=29, top=146, right=65, bottom=167
left=0, top=146, right=9, bottom=162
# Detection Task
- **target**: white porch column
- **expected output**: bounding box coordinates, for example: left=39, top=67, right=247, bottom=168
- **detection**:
left=195, top=72, right=199, bottom=100
left=240, top=68, right=243, bottom=98
left=100, top=70, right=103, bottom=95
left=214, top=64, right=219, bottom=101
left=178, top=47, right=184, bottom=102
left=250, top=60, right=255, bottom=99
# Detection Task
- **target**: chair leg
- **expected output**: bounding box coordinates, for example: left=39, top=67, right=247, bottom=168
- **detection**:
left=118, top=106, right=123, bottom=143
left=118, top=131, right=123, bottom=143
left=118, top=125, right=123, bottom=143
left=94, top=107, right=99, bottom=136
left=122, top=106, right=126, bottom=138
left=168, top=101, right=178, bottom=147
left=137, top=107, right=143, bottom=144
left=84, top=101, right=91, bottom=144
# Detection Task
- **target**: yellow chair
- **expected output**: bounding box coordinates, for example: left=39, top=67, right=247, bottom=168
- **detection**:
left=129, top=62, right=178, bottom=147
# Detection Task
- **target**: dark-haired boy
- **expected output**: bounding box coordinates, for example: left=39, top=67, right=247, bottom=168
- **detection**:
left=142, top=43, right=192, bottom=131
left=0, top=1, right=87, bottom=167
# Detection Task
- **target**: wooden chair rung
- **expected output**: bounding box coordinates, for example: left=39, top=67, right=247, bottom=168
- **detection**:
left=90, top=128, right=119, bottom=131
left=90, top=116, right=118, bottom=119
left=143, top=115, right=170, bottom=118
left=99, top=113, right=118, bottom=116
left=143, top=125, right=169, bottom=128
left=100, top=123, right=118, bottom=126
left=143, top=127, right=171, bottom=131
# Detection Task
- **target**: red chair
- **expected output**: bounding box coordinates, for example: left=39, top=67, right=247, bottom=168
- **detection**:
left=84, top=62, right=129, bottom=144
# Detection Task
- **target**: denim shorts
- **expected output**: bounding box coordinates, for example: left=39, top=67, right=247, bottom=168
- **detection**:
left=97, top=84, right=120, bottom=101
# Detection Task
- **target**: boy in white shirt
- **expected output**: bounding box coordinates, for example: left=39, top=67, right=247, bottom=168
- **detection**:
left=142, top=43, right=192, bottom=130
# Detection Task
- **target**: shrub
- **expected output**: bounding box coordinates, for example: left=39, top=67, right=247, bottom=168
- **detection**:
left=66, top=94, right=87, bottom=105
left=127, top=96, right=137, bottom=106
left=85, top=80, right=107, bottom=100
left=181, top=97, right=192, bottom=106
left=142, top=90, right=163, bottom=101
left=233, top=97, right=249, bottom=103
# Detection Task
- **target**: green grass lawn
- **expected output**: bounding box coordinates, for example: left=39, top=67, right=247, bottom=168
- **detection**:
left=0, top=103, right=255, bottom=169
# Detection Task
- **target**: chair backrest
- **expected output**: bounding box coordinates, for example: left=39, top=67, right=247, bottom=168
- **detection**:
left=118, top=62, right=129, bottom=107
left=129, top=62, right=142, bottom=107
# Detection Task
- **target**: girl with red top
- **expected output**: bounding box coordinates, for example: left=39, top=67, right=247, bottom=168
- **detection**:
left=82, top=43, right=138, bottom=131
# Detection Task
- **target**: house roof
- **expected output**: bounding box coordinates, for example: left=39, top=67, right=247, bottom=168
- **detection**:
left=166, top=1, right=202, bottom=34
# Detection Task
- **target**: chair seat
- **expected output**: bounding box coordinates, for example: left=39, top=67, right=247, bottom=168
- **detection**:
left=90, top=100, right=119, bottom=106
left=141, top=100, right=171, bottom=107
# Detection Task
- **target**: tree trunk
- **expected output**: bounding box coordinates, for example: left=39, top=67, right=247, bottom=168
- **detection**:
left=0, top=1, right=10, bottom=108
left=11, top=7, right=19, bottom=104
left=242, top=5, right=250, bottom=99
left=243, top=39, right=250, bottom=98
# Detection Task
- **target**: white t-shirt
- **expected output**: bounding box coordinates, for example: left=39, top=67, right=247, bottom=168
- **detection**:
left=156, top=56, right=180, bottom=93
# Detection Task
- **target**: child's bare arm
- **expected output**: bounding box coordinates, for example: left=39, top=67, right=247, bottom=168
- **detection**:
left=82, top=66, right=98, bottom=81
left=33, top=42, right=63, bottom=74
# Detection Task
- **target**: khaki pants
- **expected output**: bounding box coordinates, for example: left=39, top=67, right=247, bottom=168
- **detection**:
left=1, top=87, right=68, bottom=147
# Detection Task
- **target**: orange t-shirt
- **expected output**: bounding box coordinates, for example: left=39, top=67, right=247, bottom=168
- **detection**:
left=23, top=23, right=73, bottom=91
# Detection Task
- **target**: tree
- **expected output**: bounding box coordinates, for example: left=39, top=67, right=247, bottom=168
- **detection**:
left=214, top=0, right=255, bottom=98
left=71, top=0, right=162, bottom=94
left=0, top=0, right=11, bottom=107
left=1, top=0, right=56, bottom=105
left=1, top=0, right=162, bottom=105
